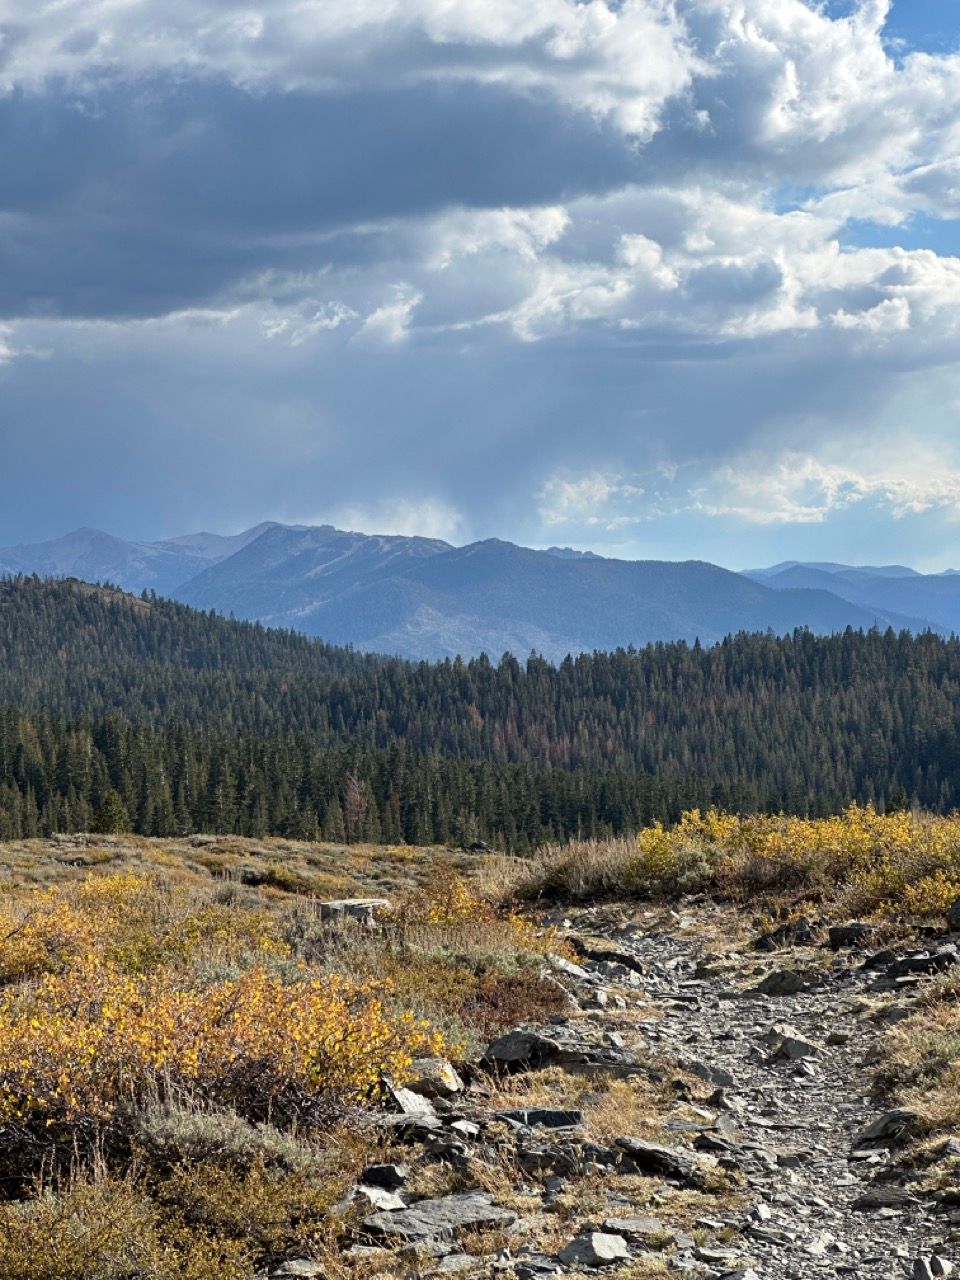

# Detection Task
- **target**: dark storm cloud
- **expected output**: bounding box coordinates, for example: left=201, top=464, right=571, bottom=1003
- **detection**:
left=0, top=78, right=639, bottom=319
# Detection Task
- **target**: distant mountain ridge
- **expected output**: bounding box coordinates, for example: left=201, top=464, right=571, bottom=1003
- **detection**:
left=0, top=524, right=944, bottom=660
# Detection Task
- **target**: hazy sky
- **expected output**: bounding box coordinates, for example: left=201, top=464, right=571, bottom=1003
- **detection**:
left=2, top=0, right=960, bottom=568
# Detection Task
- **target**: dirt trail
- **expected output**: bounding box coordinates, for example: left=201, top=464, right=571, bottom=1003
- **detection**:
left=579, top=908, right=956, bottom=1278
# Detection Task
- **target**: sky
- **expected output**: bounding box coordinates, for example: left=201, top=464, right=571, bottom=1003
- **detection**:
left=1, top=0, right=960, bottom=570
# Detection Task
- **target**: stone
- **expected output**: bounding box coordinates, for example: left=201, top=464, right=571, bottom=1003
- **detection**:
left=494, top=1107, right=583, bottom=1130
left=317, top=898, right=390, bottom=927
left=766, top=1025, right=822, bottom=1061
left=362, top=1191, right=516, bottom=1243
left=829, top=923, right=875, bottom=949
left=386, top=1083, right=437, bottom=1118
left=948, top=894, right=960, bottom=931
left=483, top=1029, right=563, bottom=1069
left=270, top=1264, right=326, bottom=1279
left=600, top=1215, right=667, bottom=1241
left=851, top=1186, right=919, bottom=1210
left=854, top=1108, right=921, bottom=1146
left=557, top=1231, right=631, bottom=1266
left=615, top=1136, right=716, bottom=1187
left=753, top=969, right=811, bottom=996
left=914, top=1259, right=955, bottom=1280
left=353, top=1184, right=407, bottom=1212
left=410, top=1057, right=464, bottom=1098
left=886, top=948, right=958, bottom=978
left=361, top=1162, right=409, bottom=1190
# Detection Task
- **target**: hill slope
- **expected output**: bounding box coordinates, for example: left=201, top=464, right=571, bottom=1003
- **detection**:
left=1, top=524, right=932, bottom=660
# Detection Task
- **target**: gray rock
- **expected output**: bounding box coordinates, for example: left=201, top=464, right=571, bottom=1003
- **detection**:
left=483, top=1029, right=563, bottom=1068
left=829, top=923, right=875, bottom=949
left=409, top=1057, right=464, bottom=1098
left=386, top=1084, right=437, bottom=1118
left=269, top=1264, right=326, bottom=1279
left=494, top=1107, right=583, bottom=1130
left=854, top=1108, right=921, bottom=1146
left=600, top=1215, right=667, bottom=1241
left=615, top=1136, right=716, bottom=1187
left=362, top=1190, right=516, bottom=1242
left=754, top=969, right=812, bottom=996
left=765, top=1024, right=822, bottom=1061
left=353, top=1184, right=407, bottom=1212
left=914, top=1258, right=955, bottom=1279
left=361, top=1162, right=409, bottom=1190
left=317, top=898, right=390, bottom=926
left=557, top=1231, right=631, bottom=1266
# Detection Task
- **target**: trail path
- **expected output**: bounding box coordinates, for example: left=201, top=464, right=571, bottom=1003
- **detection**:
left=572, top=908, right=957, bottom=1279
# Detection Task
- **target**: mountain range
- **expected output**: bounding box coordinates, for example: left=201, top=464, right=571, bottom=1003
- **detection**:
left=0, top=523, right=952, bottom=661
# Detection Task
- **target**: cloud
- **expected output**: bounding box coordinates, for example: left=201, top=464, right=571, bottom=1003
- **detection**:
left=3, top=0, right=960, bottom=570
left=316, top=498, right=466, bottom=542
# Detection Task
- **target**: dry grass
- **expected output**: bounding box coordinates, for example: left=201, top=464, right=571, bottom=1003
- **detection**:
left=875, top=969, right=960, bottom=1139
left=504, top=805, right=960, bottom=921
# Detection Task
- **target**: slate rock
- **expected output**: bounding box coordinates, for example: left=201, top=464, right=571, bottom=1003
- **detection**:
left=829, top=923, right=875, bottom=949
left=494, top=1107, right=583, bottom=1130
left=753, top=969, right=811, bottom=996
left=601, top=1215, right=667, bottom=1242
left=483, top=1029, right=563, bottom=1069
left=557, top=1231, right=631, bottom=1266
left=410, top=1057, right=464, bottom=1099
left=361, top=1162, right=409, bottom=1190
left=854, top=1108, right=921, bottom=1146
left=317, top=898, right=390, bottom=927
left=362, top=1191, right=516, bottom=1242
left=615, top=1136, right=716, bottom=1187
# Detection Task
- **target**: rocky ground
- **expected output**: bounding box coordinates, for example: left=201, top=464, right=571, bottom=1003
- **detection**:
left=270, top=904, right=960, bottom=1280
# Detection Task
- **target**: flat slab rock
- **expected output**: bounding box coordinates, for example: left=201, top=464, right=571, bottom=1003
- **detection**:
left=615, top=1135, right=717, bottom=1186
left=362, top=1190, right=517, bottom=1242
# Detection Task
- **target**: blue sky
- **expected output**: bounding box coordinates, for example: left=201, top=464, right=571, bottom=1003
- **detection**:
left=2, top=0, right=960, bottom=570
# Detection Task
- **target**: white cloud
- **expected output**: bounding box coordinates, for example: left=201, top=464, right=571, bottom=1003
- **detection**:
left=693, top=450, right=960, bottom=524
left=319, top=497, right=465, bottom=542
left=358, top=285, right=422, bottom=343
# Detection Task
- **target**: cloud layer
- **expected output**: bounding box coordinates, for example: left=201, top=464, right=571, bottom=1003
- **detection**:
left=1, top=0, right=959, bottom=567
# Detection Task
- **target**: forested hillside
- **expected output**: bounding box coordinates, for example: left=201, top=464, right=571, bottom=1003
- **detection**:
left=1, top=575, right=959, bottom=847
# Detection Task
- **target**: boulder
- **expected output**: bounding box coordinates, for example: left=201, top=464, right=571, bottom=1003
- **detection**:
left=829, top=923, right=874, bottom=949
left=854, top=1108, right=921, bottom=1146
left=557, top=1231, right=631, bottom=1266
left=362, top=1191, right=516, bottom=1243
left=494, top=1107, right=583, bottom=1130
left=601, top=1215, right=667, bottom=1242
left=753, top=969, right=811, bottom=996
left=615, top=1136, right=716, bottom=1187
left=317, top=898, right=390, bottom=927
left=360, top=1162, right=409, bottom=1190
left=409, top=1057, right=464, bottom=1098
left=764, top=1024, right=821, bottom=1061
left=483, top=1029, right=563, bottom=1069
left=386, top=1083, right=437, bottom=1118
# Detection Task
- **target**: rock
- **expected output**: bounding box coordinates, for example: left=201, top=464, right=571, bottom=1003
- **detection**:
left=362, top=1191, right=516, bottom=1242
left=765, top=1024, right=822, bottom=1061
left=361, top=1162, right=409, bottom=1190
left=829, top=923, right=875, bottom=949
left=270, top=1264, right=326, bottom=1279
left=914, top=1259, right=955, bottom=1279
left=615, top=1136, right=716, bottom=1187
left=410, top=1057, right=464, bottom=1098
left=854, top=1108, right=921, bottom=1146
left=483, top=1029, right=563, bottom=1069
left=317, top=898, right=390, bottom=927
left=948, top=894, right=960, bottom=931
left=494, top=1107, right=583, bottom=1130
left=851, top=1186, right=919, bottom=1210
left=718, top=1271, right=761, bottom=1280
left=557, top=1231, right=631, bottom=1266
left=884, top=947, right=959, bottom=978
left=426, top=1256, right=479, bottom=1275
left=353, top=1184, right=407, bottom=1212
left=753, top=969, right=812, bottom=996
left=514, top=1258, right=563, bottom=1278
left=600, top=1215, right=667, bottom=1241
left=386, top=1083, right=437, bottom=1118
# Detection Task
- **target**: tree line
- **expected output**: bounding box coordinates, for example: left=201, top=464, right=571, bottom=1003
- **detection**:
left=0, top=575, right=958, bottom=847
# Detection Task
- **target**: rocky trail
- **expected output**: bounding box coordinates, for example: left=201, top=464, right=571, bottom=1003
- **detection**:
left=271, top=905, right=960, bottom=1280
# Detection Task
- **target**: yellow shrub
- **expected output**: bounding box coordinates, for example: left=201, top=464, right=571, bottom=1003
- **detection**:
left=0, top=958, right=444, bottom=1138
